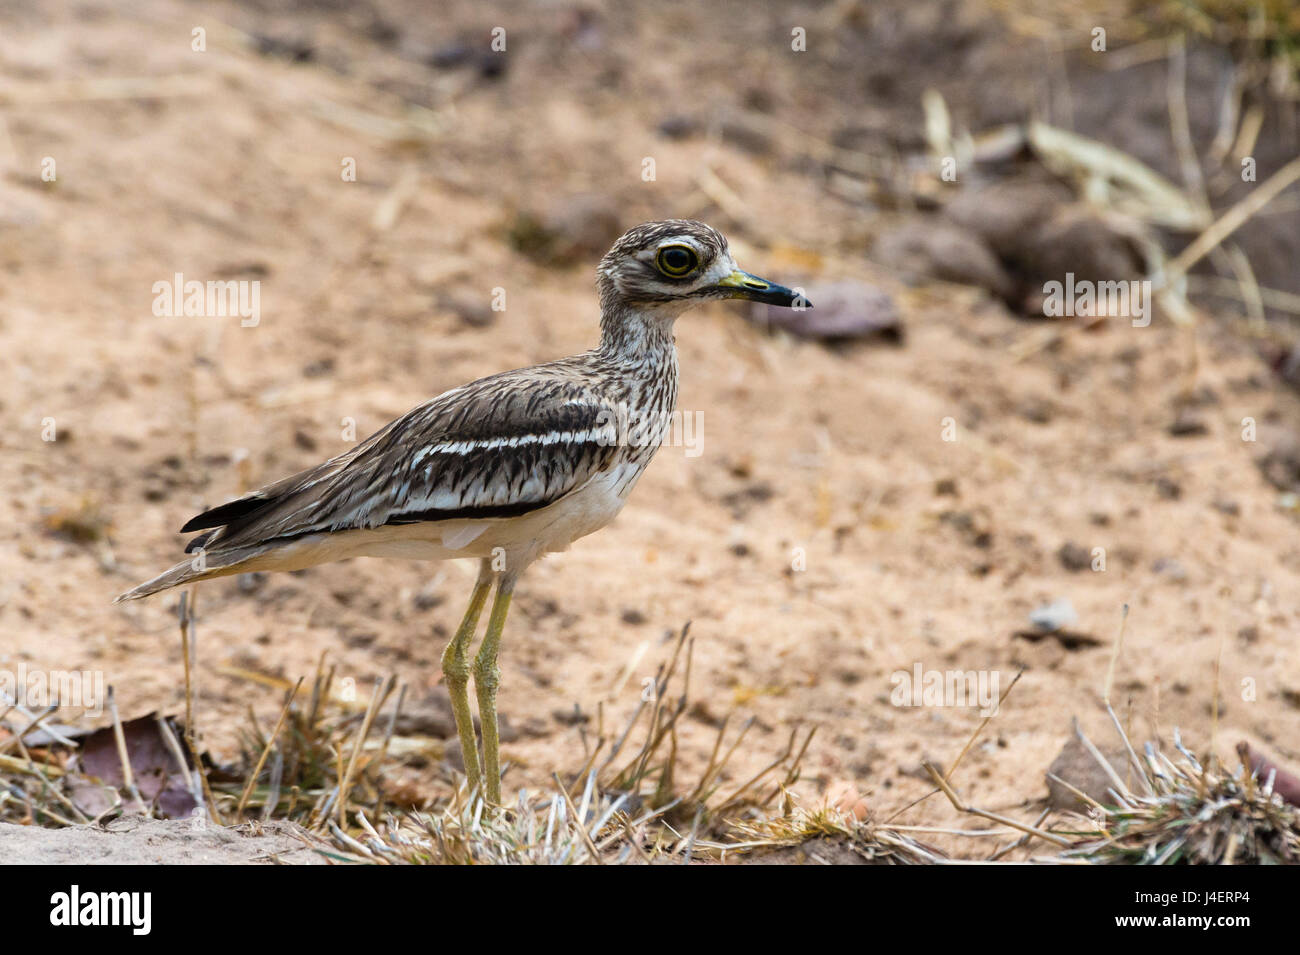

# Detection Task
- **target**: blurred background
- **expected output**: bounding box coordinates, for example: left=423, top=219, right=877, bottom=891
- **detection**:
left=3, top=0, right=1300, bottom=851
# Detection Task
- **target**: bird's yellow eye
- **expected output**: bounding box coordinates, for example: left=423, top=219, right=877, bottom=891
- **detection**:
left=656, top=245, right=699, bottom=277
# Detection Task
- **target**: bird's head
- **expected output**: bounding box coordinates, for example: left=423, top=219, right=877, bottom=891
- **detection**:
left=596, top=219, right=809, bottom=322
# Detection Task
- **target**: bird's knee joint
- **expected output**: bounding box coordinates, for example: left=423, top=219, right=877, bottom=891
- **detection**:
left=443, top=659, right=471, bottom=687
left=473, top=660, right=500, bottom=690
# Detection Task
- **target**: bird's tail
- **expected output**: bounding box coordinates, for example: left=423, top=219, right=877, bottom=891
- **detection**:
left=113, top=546, right=268, bottom=602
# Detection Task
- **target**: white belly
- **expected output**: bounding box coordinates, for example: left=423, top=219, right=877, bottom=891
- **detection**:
left=293, top=460, right=645, bottom=570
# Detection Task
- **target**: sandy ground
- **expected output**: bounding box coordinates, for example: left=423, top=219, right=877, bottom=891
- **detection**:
left=3, top=0, right=1299, bottom=860
left=0, top=818, right=323, bottom=864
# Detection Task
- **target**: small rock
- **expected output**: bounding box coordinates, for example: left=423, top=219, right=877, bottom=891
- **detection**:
left=1015, top=628, right=1103, bottom=650
left=1018, top=397, right=1054, bottom=424
left=1029, top=598, right=1077, bottom=632
left=1212, top=498, right=1240, bottom=517
left=688, top=701, right=726, bottom=729
left=1168, top=410, right=1208, bottom=437
left=1046, top=734, right=1130, bottom=810
left=477, top=52, right=507, bottom=81
left=873, top=220, right=1013, bottom=300
left=827, top=780, right=870, bottom=821
left=943, top=180, right=1073, bottom=259
left=302, top=357, right=335, bottom=378
left=934, top=477, right=959, bottom=496
left=428, top=43, right=472, bottom=69
left=748, top=280, right=900, bottom=344
left=742, top=86, right=775, bottom=113
left=394, top=689, right=458, bottom=739
left=1155, top=476, right=1182, bottom=500
left=213, top=261, right=271, bottom=279
left=657, top=114, right=700, bottom=140
left=439, top=291, right=495, bottom=329
left=720, top=482, right=774, bottom=519
left=1268, top=343, right=1300, bottom=392
left=1057, top=542, right=1092, bottom=572
left=252, top=31, right=316, bottom=62
left=1151, top=557, right=1188, bottom=581
left=427, top=42, right=506, bottom=79
left=1256, top=429, right=1300, bottom=492
left=552, top=705, right=589, bottom=727
left=1016, top=205, right=1145, bottom=316
left=1237, top=742, right=1300, bottom=809
left=939, top=509, right=992, bottom=548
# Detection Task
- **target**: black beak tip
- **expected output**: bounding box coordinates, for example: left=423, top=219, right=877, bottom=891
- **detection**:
left=770, top=285, right=809, bottom=309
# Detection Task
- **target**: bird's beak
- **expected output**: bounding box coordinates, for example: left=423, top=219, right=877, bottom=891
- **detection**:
left=714, top=269, right=810, bottom=308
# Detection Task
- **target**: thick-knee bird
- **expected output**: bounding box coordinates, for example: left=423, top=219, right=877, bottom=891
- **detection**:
left=117, top=220, right=809, bottom=803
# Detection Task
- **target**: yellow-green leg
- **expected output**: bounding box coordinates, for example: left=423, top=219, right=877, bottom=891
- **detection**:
left=473, top=571, right=517, bottom=805
left=441, top=560, right=493, bottom=797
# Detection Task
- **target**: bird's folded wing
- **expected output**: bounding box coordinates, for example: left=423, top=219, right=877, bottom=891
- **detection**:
left=184, top=370, right=624, bottom=550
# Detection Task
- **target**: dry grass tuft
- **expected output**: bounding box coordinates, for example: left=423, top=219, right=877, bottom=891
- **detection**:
left=1057, top=721, right=1300, bottom=864
left=0, top=612, right=938, bottom=864
left=317, top=625, right=940, bottom=864
left=720, top=806, right=944, bottom=864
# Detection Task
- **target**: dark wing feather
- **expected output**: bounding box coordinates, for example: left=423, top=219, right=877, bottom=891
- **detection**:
left=180, top=496, right=275, bottom=533
left=183, top=360, right=621, bottom=551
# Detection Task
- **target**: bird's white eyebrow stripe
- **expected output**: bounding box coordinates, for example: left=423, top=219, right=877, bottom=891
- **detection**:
left=412, top=427, right=613, bottom=461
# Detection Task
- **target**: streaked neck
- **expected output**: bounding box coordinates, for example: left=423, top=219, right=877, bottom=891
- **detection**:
left=597, top=301, right=681, bottom=362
